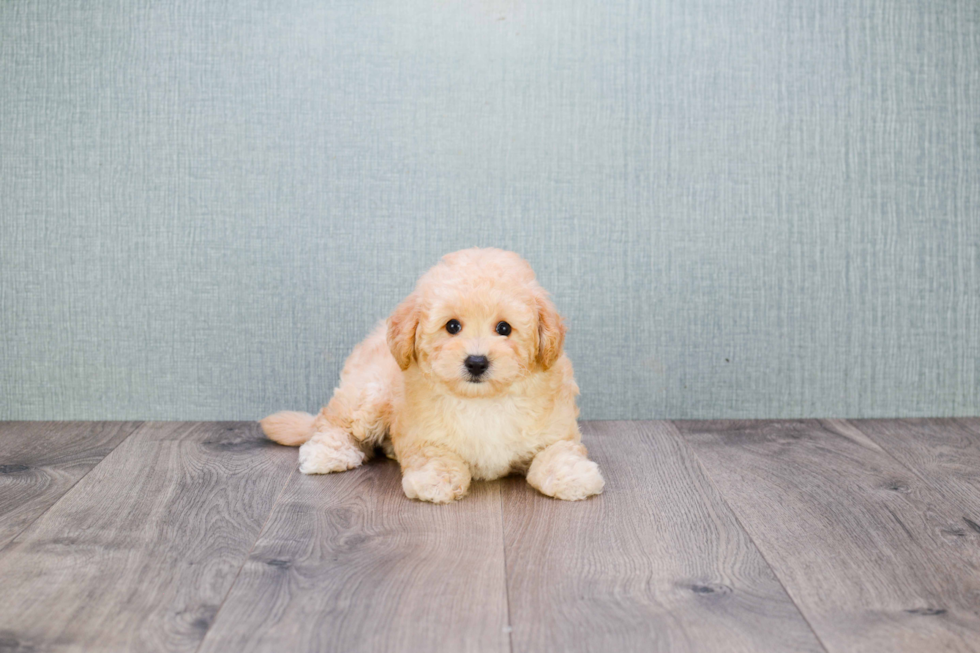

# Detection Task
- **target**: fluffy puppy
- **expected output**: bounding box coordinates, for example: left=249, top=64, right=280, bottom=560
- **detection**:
left=260, top=248, right=604, bottom=503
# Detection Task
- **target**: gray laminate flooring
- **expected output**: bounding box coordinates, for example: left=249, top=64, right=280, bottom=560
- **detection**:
left=0, top=419, right=978, bottom=652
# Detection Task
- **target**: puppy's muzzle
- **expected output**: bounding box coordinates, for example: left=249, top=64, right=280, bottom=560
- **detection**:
left=464, top=355, right=489, bottom=380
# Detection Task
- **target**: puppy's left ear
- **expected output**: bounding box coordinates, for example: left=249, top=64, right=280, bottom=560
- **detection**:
left=387, top=293, right=420, bottom=371
left=535, top=289, right=566, bottom=370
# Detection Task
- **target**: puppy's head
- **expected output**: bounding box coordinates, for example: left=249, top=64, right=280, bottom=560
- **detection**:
left=387, top=248, right=566, bottom=397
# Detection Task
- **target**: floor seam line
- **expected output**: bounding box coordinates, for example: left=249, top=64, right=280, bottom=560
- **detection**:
left=844, top=418, right=980, bottom=532
left=499, top=484, right=515, bottom=653
left=840, top=419, right=941, bottom=489
left=192, top=460, right=296, bottom=653
left=0, top=420, right=145, bottom=557
left=666, top=420, right=833, bottom=653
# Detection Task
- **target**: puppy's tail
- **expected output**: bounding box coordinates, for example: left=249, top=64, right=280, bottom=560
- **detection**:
left=260, top=411, right=316, bottom=446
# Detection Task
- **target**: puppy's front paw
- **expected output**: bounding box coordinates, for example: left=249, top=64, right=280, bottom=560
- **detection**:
left=527, top=440, right=604, bottom=501
left=298, top=430, right=365, bottom=474
left=401, top=464, right=469, bottom=504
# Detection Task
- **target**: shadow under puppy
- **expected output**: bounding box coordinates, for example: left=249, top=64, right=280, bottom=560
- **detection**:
left=261, top=247, right=604, bottom=503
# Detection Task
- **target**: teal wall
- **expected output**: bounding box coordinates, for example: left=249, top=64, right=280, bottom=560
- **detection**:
left=2, top=0, right=978, bottom=420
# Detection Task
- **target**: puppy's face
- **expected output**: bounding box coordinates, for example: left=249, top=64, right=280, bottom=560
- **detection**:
left=387, top=249, right=566, bottom=398
left=418, top=286, right=537, bottom=397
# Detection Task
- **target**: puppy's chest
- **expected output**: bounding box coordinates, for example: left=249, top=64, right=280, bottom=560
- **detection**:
left=442, top=398, right=541, bottom=480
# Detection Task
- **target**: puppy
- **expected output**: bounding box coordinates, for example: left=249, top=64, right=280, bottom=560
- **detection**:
left=260, top=248, right=604, bottom=503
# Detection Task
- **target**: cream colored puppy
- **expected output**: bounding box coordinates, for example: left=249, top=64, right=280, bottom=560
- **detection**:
left=260, top=248, right=603, bottom=504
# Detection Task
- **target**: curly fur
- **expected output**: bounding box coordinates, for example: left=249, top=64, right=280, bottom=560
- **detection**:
left=261, top=247, right=603, bottom=503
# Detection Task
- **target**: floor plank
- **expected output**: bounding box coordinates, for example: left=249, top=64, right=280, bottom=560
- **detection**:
left=676, top=419, right=980, bottom=653
left=197, top=457, right=510, bottom=653
left=4, top=418, right=977, bottom=651
left=0, top=421, right=141, bottom=549
left=0, top=422, right=295, bottom=653
left=501, top=421, right=824, bottom=653
left=847, top=418, right=980, bottom=522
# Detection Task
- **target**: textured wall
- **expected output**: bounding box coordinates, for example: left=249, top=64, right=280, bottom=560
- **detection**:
left=1, top=0, right=978, bottom=421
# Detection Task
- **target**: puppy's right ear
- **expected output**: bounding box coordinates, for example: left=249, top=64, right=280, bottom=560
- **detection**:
left=387, top=293, right=419, bottom=370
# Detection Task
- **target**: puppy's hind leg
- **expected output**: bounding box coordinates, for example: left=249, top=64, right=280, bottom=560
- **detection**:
left=298, top=367, right=392, bottom=475
left=297, top=392, right=373, bottom=475
left=296, top=323, right=397, bottom=475
left=260, top=409, right=362, bottom=472
left=298, top=424, right=366, bottom=475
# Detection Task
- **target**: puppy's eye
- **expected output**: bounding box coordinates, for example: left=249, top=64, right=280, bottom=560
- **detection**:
left=495, top=321, right=512, bottom=336
left=446, top=319, right=462, bottom=335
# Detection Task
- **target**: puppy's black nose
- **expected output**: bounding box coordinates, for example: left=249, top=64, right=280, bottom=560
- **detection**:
left=464, top=355, right=489, bottom=377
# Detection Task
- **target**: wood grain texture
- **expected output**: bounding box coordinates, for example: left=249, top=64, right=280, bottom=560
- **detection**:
left=0, top=422, right=295, bottom=652
left=4, top=418, right=979, bottom=651
left=0, top=421, right=141, bottom=549
left=847, top=418, right=980, bottom=521
left=501, top=421, right=824, bottom=653
left=676, top=419, right=980, bottom=653
left=197, top=457, right=510, bottom=653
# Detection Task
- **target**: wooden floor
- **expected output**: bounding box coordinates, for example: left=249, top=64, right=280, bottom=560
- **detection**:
left=1, top=420, right=979, bottom=652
